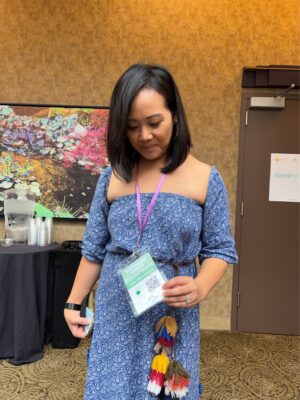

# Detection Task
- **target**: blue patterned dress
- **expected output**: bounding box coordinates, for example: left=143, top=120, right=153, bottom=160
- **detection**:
left=82, top=166, right=238, bottom=400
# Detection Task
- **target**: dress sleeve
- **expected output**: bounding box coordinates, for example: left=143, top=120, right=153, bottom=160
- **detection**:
left=199, top=167, right=238, bottom=265
left=81, top=167, right=112, bottom=264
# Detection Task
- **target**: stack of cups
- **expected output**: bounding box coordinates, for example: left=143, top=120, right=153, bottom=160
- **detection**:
left=27, top=217, right=37, bottom=245
left=28, top=216, right=53, bottom=246
left=38, top=218, right=48, bottom=246
left=45, top=217, right=53, bottom=244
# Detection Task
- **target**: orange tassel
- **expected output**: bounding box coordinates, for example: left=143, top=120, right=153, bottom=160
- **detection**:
left=155, top=316, right=178, bottom=338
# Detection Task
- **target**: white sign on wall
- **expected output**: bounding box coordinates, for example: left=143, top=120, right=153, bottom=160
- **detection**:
left=269, top=154, right=300, bottom=203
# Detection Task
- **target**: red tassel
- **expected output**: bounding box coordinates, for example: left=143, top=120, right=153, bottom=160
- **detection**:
left=164, top=360, right=190, bottom=399
left=157, top=337, right=174, bottom=347
left=154, top=317, right=177, bottom=354
left=147, top=353, right=170, bottom=396
left=149, top=370, right=165, bottom=387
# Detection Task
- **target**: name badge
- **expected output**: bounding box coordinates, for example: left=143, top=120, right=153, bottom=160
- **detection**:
left=119, top=249, right=167, bottom=317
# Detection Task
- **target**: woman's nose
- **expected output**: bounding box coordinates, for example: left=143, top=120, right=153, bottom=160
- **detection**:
left=139, top=126, right=153, bottom=141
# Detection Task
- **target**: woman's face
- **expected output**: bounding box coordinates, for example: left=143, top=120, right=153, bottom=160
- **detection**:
left=127, top=88, right=175, bottom=164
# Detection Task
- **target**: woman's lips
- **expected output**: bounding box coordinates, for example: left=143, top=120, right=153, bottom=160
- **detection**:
left=140, top=145, right=157, bottom=150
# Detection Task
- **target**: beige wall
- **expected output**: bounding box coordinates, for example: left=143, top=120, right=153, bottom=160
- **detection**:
left=0, top=0, right=299, bottom=327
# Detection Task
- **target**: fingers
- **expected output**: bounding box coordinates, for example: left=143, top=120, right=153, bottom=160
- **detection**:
left=163, top=277, right=199, bottom=308
left=166, top=300, right=197, bottom=308
left=71, top=324, right=88, bottom=339
left=163, top=277, right=194, bottom=298
left=71, top=316, right=90, bottom=326
left=162, top=276, right=192, bottom=289
left=64, top=310, right=90, bottom=338
left=163, top=285, right=190, bottom=297
left=165, top=293, right=191, bottom=304
left=164, top=293, right=197, bottom=308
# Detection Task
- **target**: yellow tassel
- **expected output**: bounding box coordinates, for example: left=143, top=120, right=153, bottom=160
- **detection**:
left=155, top=316, right=178, bottom=338
left=151, top=353, right=170, bottom=374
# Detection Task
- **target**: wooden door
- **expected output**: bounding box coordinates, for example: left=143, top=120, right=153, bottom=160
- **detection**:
left=232, top=91, right=299, bottom=335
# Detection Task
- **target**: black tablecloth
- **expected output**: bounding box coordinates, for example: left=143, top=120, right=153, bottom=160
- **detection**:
left=0, top=243, right=59, bottom=365
left=50, top=248, right=82, bottom=348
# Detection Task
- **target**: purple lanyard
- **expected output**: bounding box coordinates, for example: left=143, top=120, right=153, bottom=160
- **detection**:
left=136, top=173, right=166, bottom=242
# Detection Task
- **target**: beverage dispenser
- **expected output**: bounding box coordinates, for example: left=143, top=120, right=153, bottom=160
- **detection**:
left=3, top=189, right=36, bottom=243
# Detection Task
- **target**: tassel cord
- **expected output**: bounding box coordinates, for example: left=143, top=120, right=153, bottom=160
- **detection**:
left=170, top=264, right=180, bottom=360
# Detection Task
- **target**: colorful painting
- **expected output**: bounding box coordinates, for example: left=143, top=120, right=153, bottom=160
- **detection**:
left=0, top=104, right=109, bottom=219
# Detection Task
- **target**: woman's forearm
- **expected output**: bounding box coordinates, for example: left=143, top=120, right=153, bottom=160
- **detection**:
left=195, top=258, right=228, bottom=302
left=66, top=256, right=101, bottom=305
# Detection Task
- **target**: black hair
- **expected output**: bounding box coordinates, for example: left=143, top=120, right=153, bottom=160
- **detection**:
left=107, top=63, right=192, bottom=182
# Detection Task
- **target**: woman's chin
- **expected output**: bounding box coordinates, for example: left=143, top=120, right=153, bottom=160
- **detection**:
left=139, top=152, right=167, bottom=164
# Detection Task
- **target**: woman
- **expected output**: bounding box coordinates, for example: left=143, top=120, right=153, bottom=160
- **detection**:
left=64, top=64, right=238, bottom=400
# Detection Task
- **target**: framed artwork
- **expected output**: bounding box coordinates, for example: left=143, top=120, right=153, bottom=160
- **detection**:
left=0, top=104, right=110, bottom=219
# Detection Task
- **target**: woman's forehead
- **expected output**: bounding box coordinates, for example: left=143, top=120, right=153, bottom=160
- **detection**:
left=129, top=88, right=169, bottom=117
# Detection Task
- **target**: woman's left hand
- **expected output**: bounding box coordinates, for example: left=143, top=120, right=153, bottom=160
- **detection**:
left=162, top=276, right=204, bottom=308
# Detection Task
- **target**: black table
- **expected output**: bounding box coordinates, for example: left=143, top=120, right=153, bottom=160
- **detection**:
left=0, top=243, right=59, bottom=365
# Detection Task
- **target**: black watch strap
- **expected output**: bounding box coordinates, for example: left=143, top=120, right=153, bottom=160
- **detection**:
left=64, top=302, right=81, bottom=311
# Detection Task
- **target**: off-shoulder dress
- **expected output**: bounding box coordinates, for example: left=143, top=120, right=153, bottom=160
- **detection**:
left=82, top=166, right=238, bottom=400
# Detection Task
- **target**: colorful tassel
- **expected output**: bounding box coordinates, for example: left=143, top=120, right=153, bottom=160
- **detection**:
left=147, top=370, right=165, bottom=395
left=164, top=360, right=190, bottom=399
left=151, top=353, right=170, bottom=373
left=147, top=353, right=170, bottom=396
left=148, top=316, right=190, bottom=398
left=154, top=317, right=178, bottom=354
left=155, top=316, right=178, bottom=338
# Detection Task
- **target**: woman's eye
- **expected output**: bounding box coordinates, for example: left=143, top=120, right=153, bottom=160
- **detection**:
left=128, top=126, right=138, bottom=130
left=149, top=122, right=161, bottom=128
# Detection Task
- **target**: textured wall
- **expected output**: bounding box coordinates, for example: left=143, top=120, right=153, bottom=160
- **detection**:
left=0, top=0, right=299, bottom=324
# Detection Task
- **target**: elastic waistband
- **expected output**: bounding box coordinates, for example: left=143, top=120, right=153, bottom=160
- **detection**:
left=153, top=257, right=195, bottom=267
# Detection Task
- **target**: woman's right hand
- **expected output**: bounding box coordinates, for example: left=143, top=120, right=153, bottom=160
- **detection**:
left=64, top=309, right=90, bottom=339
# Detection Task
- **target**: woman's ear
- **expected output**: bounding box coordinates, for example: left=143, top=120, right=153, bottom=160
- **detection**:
left=173, top=114, right=177, bottom=124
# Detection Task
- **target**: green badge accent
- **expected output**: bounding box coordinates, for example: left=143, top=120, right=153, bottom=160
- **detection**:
left=136, top=290, right=141, bottom=295
left=120, top=253, right=157, bottom=289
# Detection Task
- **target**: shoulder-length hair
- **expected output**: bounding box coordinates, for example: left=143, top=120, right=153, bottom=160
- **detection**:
left=107, top=63, right=192, bottom=182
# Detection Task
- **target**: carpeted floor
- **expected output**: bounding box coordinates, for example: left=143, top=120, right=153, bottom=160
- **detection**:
left=0, top=330, right=299, bottom=400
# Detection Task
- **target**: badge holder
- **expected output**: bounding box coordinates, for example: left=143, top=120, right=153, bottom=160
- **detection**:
left=118, top=247, right=167, bottom=318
